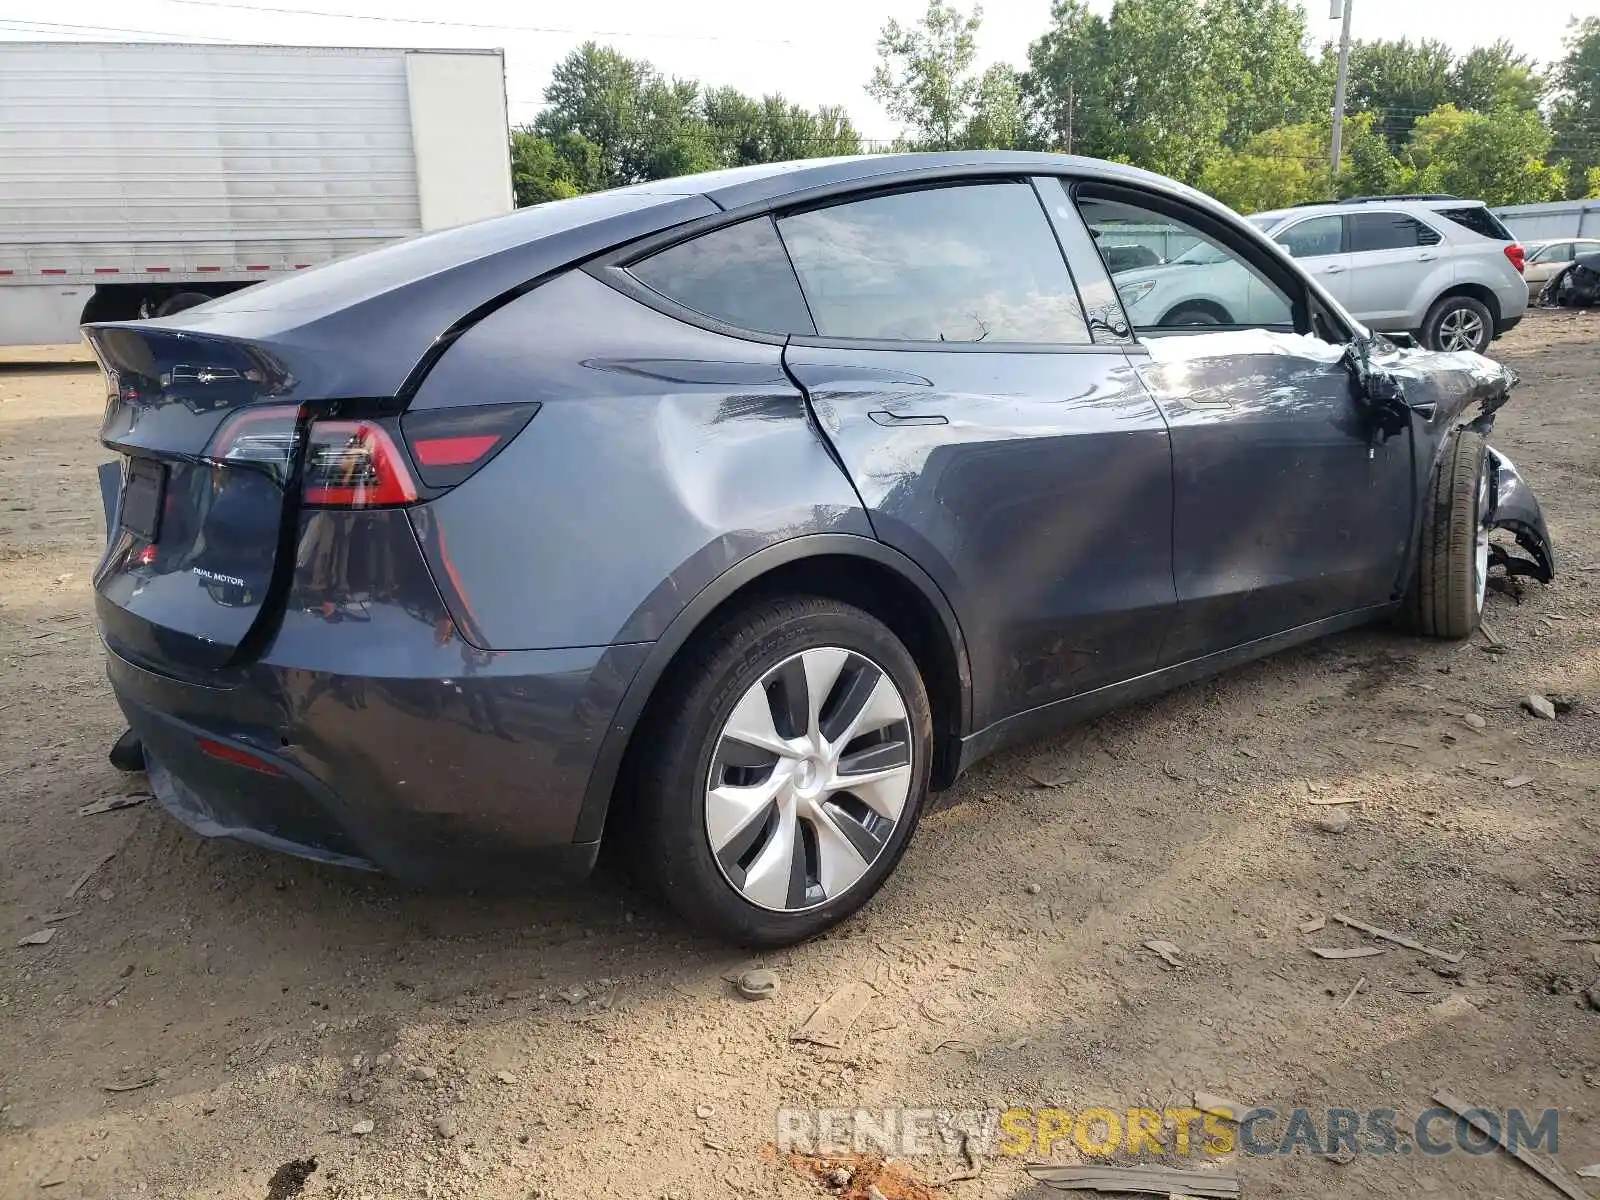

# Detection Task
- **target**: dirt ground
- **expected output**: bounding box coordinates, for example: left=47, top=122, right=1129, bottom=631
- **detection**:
left=1, top=317, right=1597, bottom=1200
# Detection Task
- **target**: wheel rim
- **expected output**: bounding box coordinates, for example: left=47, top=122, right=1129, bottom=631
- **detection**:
left=704, top=646, right=914, bottom=913
left=1475, top=457, right=1492, bottom=614
left=1438, top=307, right=1486, bottom=352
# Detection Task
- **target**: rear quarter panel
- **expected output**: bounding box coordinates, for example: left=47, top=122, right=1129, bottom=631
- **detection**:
left=406, top=270, right=872, bottom=651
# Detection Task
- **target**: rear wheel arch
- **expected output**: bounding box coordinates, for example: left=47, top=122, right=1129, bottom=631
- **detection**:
left=576, top=536, right=972, bottom=845
left=1420, top=284, right=1501, bottom=337
left=1160, top=299, right=1232, bottom=325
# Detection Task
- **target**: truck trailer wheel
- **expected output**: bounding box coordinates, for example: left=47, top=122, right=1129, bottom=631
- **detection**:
left=155, top=292, right=213, bottom=317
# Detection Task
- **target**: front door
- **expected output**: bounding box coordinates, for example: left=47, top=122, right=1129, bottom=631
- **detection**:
left=1074, top=184, right=1414, bottom=666
left=775, top=180, right=1176, bottom=731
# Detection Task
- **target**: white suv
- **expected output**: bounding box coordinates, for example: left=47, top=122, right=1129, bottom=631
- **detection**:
left=1247, top=197, right=1527, bottom=352
left=1101, top=196, right=1526, bottom=353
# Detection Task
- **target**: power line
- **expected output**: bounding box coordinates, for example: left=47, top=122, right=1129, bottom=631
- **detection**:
left=0, top=17, right=242, bottom=40
left=136, top=0, right=812, bottom=45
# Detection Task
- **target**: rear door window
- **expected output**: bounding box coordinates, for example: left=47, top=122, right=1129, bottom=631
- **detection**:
left=628, top=216, right=815, bottom=335
left=1534, top=242, right=1575, bottom=264
left=1274, top=215, right=1344, bottom=259
left=777, top=183, right=1090, bottom=345
left=1439, top=206, right=1514, bottom=241
left=1348, top=212, right=1442, bottom=252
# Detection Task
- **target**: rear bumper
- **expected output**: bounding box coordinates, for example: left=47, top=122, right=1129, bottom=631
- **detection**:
left=107, top=638, right=640, bottom=885
left=98, top=504, right=652, bottom=885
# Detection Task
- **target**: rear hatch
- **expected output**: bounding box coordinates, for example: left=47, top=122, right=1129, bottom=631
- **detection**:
left=88, top=325, right=304, bottom=676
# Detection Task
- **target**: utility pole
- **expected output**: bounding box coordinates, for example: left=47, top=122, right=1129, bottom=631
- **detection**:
left=1064, top=81, right=1075, bottom=155
left=1329, top=0, right=1355, bottom=181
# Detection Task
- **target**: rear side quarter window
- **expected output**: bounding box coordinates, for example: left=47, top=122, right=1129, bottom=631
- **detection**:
left=627, top=216, right=815, bottom=335
left=1439, top=206, right=1514, bottom=241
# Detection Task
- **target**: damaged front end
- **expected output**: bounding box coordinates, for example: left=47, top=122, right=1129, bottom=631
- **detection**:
left=1485, top=447, right=1556, bottom=583
left=1349, top=335, right=1556, bottom=585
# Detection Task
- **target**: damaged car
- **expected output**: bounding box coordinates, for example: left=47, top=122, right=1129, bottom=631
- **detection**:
left=85, top=152, right=1555, bottom=946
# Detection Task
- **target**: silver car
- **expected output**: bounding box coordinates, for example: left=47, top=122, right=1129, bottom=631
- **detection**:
left=1105, top=196, right=1527, bottom=353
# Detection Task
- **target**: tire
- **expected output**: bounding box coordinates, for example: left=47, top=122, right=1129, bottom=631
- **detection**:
left=1161, top=303, right=1230, bottom=326
left=1420, top=295, right=1493, bottom=353
left=1398, top=430, right=1490, bottom=638
left=154, top=292, right=212, bottom=317
left=631, top=596, right=933, bottom=946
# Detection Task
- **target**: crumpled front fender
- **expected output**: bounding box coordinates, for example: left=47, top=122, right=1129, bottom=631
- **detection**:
left=1486, top=446, right=1555, bottom=583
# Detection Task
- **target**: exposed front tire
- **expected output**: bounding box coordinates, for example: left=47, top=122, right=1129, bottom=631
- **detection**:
left=1398, top=430, right=1491, bottom=638
left=632, top=596, right=932, bottom=946
left=1161, top=302, right=1230, bottom=327
left=1421, top=295, right=1493, bottom=353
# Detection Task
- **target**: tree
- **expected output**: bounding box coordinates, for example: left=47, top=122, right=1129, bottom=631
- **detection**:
left=1449, top=41, right=1544, bottom=114
left=1341, top=37, right=1456, bottom=146
left=1204, top=0, right=1325, bottom=147
left=510, top=129, right=603, bottom=206
left=962, top=64, right=1028, bottom=149
left=1198, top=122, right=1330, bottom=212
left=868, top=0, right=983, bottom=151
left=1551, top=18, right=1600, bottom=198
left=1022, top=0, right=1114, bottom=155
left=703, top=89, right=862, bottom=166
left=1403, top=104, right=1564, bottom=206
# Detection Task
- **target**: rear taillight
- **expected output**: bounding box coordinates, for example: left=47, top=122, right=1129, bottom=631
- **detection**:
left=205, top=403, right=301, bottom=485
left=399, top=403, right=540, bottom=489
left=1505, top=243, right=1525, bottom=274
left=303, top=420, right=417, bottom=508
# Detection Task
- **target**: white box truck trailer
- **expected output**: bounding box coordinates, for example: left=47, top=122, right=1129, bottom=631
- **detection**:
left=0, top=42, right=514, bottom=346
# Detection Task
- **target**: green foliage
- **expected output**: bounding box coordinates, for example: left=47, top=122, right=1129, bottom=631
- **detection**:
left=1449, top=41, right=1544, bottom=114
left=510, top=42, right=864, bottom=206
left=867, top=1, right=985, bottom=151
left=1339, top=37, right=1456, bottom=145
left=1198, top=122, right=1331, bottom=212
left=1401, top=104, right=1564, bottom=206
left=1552, top=18, right=1600, bottom=197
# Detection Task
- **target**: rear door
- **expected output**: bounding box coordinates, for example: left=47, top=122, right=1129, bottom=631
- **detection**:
left=1072, top=184, right=1413, bottom=665
left=775, top=179, right=1176, bottom=730
left=1269, top=213, right=1353, bottom=305
left=1343, top=210, right=1445, bottom=327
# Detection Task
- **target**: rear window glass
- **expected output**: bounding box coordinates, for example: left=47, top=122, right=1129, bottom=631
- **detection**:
left=778, top=183, right=1091, bottom=344
left=1348, top=212, right=1442, bottom=252
left=628, top=216, right=815, bottom=335
left=1439, top=206, right=1514, bottom=241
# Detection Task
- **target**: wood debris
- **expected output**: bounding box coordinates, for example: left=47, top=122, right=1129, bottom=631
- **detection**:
left=1337, top=976, right=1367, bottom=1011
left=77, top=794, right=148, bottom=817
left=1309, top=946, right=1386, bottom=960
left=791, top=982, right=876, bottom=1049
left=1306, top=795, right=1362, bottom=806
left=1505, top=774, right=1535, bottom=789
left=1140, top=939, right=1184, bottom=969
left=103, top=1077, right=157, bottom=1093
left=1193, top=1092, right=1247, bottom=1123
left=1432, top=1091, right=1591, bottom=1200
left=1298, top=916, right=1326, bottom=934
left=65, top=849, right=117, bottom=899
left=1333, top=914, right=1463, bottom=963
left=1027, top=1164, right=1240, bottom=1198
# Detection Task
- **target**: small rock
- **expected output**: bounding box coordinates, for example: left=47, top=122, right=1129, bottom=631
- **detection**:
left=866, top=1186, right=890, bottom=1200
left=1548, top=693, right=1581, bottom=716
left=433, top=1113, right=459, bottom=1139
left=350, top=1119, right=374, bottom=1136
left=826, top=1166, right=852, bottom=1188
left=695, top=1104, right=714, bottom=1119
left=1462, top=713, right=1487, bottom=730
left=556, top=985, right=589, bottom=1005
left=1585, top=981, right=1600, bottom=1013
left=1315, top=810, right=1351, bottom=835
left=1428, top=995, right=1478, bottom=1022
left=407, top=1066, right=438, bottom=1083
left=373, top=1053, right=392, bottom=1070
left=734, top=969, right=779, bottom=1001
left=15, top=929, right=54, bottom=947
left=1521, top=694, right=1557, bottom=720
left=347, top=1086, right=367, bottom=1105
left=493, top=1071, right=517, bottom=1085
left=1023, top=883, right=1042, bottom=895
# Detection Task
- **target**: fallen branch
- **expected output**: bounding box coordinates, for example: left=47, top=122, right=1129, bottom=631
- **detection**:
left=1026, top=1164, right=1240, bottom=1197
left=1334, top=914, right=1463, bottom=964
left=1432, top=1091, right=1591, bottom=1200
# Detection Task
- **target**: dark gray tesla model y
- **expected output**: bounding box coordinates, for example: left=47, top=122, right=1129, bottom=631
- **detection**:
left=86, top=153, right=1555, bottom=945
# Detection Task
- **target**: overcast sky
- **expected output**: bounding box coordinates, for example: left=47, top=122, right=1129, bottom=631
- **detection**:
left=1, top=0, right=1595, bottom=134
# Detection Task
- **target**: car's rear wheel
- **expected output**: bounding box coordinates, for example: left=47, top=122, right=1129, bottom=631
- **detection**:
left=633, top=597, right=932, bottom=946
left=1398, top=429, right=1491, bottom=638
left=1421, top=295, right=1493, bottom=353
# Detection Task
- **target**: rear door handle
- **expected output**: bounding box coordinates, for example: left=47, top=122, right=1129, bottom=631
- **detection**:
left=868, top=410, right=948, bottom=426
left=1322, top=265, right=1344, bottom=274
left=1417, top=253, right=1438, bottom=262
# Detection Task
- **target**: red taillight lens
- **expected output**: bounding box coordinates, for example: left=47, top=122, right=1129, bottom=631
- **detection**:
left=400, top=403, right=540, bottom=489
left=1505, top=243, right=1525, bottom=274
left=302, top=420, right=418, bottom=508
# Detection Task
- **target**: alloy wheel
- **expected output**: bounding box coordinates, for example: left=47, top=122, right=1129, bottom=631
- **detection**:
left=704, top=646, right=914, bottom=913
left=1438, top=306, right=1486, bottom=352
